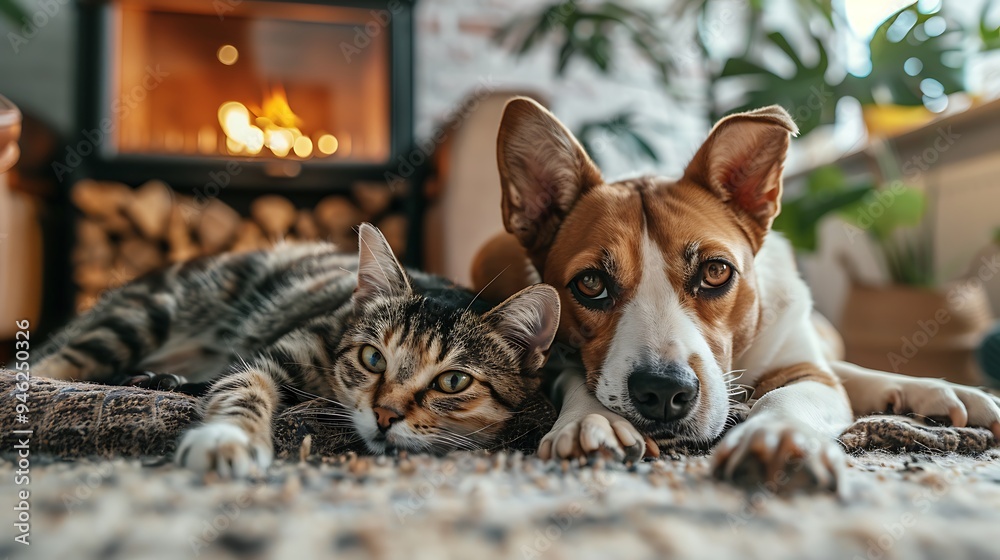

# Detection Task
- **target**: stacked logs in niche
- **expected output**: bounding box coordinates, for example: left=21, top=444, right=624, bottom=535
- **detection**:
left=70, top=179, right=406, bottom=312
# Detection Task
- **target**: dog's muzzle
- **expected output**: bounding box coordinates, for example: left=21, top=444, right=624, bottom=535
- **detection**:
left=627, top=362, right=700, bottom=423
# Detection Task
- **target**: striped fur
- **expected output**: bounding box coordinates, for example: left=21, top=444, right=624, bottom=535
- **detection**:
left=35, top=224, right=559, bottom=476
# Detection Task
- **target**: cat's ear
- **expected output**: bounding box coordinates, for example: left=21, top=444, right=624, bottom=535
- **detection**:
left=354, top=223, right=410, bottom=305
left=486, top=283, right=561, bottom=371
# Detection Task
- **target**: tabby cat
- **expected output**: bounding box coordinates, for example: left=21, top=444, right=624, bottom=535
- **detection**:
left=34, top=224, right=560, bottom=476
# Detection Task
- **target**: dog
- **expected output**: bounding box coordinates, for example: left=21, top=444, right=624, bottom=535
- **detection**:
left=479, top=97, right=1000, bottom=491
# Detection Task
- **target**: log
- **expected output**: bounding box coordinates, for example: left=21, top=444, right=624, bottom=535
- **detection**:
left=251, top=195, right=297, bottom=240
left=72, top=220, right=114, bottom=267
left=117, top=237, right=164, bottom=277
left=167, top=205, right=200, bottom=263
left=352, top=181, right=393, bottom=218
left=197, top=199, right=241, bottom=254
left=95, top=210, right=136, bottom=237
left=230, top=221, right=268, bottom=253
left=376, top=214, right=408, bottom=257
left=314, top=196, right=362, bottom=247
left=73, top=263, right=111, bottom=292
left=124, top=180, right=173, bottom=239
left=294, top=210, right=320, bottom=241
left=70, top=180, right=132, bottom=218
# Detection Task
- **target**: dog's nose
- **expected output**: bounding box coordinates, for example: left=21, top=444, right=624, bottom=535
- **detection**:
left=627, top=364, right=699, bottom=422
left=373, top=406, right=403, bottom=433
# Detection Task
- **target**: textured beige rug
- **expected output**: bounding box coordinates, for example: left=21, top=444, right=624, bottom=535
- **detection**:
left=4, top=452, right=1000, bottom=560
left=4, top=372, right=1000, bottom=560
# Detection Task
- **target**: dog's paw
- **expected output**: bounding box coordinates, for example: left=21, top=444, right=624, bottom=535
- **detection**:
left=538, top=412, right=658, bottom=463
left=175, top=423, right=272, bottom=478
left=878, top=377, right=1000, bottom=438
left=712, top=417, right=846, bottom=494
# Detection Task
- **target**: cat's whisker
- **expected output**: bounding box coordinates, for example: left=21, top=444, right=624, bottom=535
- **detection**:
left=465, top=265, right=511, bottom=312
left=428, top=427, right=479, bottom=448
left=722, top=369, right=746, bottom=383
left=280, top=383, right=351, bottom=409
left=429, top=433, right=476, bottom=452
left=460, top=417, right=512, bottom=438
left=357, top=228, right=393, bottom=287
left=281, top=409, right=356, bottom=420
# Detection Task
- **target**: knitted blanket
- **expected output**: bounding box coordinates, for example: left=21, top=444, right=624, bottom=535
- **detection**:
left=2, top=371, right=995, bottom=459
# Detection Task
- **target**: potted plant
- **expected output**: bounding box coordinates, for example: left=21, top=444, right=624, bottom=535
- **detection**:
left=834, top=165, right=994, bottom=384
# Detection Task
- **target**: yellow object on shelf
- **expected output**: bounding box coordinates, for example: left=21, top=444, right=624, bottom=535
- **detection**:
left=862, top=104, right=936, bottom=138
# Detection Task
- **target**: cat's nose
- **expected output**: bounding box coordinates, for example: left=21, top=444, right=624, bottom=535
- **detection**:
left=373, top=406, right=403, bottom=433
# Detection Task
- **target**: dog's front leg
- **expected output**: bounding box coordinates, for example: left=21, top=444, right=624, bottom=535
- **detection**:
left=538, top=367, right=659, bottom=462
left=833, top=361, right=1000, bottom=438
left=712, top=366, right=853, bottom=493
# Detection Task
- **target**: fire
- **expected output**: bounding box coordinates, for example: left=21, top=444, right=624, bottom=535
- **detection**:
left=218, top=87, right=334, bottom=159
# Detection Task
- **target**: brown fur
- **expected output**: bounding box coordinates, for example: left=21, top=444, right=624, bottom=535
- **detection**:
left=751, top=362, right=844, bottom=400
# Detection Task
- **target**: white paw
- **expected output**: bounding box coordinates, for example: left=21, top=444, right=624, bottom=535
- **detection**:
left=176, top=423, right=272, bottom=478
left=880, top=378, right=1000, bottom=438
left=712, top=417, right=846, bottom=494
left=538, top=412, right=657, bottom=463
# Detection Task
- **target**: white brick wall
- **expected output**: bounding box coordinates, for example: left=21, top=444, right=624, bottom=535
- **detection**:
left=415, top=0, right=709, bottom=180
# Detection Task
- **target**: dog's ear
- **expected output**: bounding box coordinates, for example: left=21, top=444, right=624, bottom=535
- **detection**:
left=497, top=97, right=603, bottom=268
left=683, top=105, right=797, bottom=248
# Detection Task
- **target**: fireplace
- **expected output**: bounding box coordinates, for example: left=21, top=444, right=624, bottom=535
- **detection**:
left=57, top=0, right=420, bottom=317
left=112, top=0, right=391, bottom=164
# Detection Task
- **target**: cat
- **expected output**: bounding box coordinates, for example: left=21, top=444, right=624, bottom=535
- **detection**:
left=33, top=224, right=560, bottom=476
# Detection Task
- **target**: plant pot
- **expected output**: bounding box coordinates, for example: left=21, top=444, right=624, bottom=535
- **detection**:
left=840, top=283, right=994, bottom=385
left=862, top=104, right=936, bottom=138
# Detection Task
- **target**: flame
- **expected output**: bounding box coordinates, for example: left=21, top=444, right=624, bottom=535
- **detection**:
left=218, top=87, right=332, bottom=159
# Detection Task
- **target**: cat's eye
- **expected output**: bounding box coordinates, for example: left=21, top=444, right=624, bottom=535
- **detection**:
left=569, top=270, right=613, bottom=310
left=699, top=260, right=734, bottom=290
left=359, top=345, right=387, bottom=373
left=433, top=371, right=472, bottom=393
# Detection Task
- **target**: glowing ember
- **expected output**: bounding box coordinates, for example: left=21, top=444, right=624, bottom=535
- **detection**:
left=218, top=87, right=331, bottom=159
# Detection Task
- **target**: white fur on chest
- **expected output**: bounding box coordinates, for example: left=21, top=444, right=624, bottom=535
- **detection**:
left=734, top=233, right=830, bottom=386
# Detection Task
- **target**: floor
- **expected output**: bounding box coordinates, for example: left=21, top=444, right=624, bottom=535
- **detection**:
left=4, top=450, right=1000, bottom=560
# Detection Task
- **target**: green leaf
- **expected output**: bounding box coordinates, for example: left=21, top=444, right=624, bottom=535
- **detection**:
left=863, top=3, right=964, bottom=106
left=981, top=1, right=1000, bottom=51
left=575, top=111, right=662, bottom=167
left=839, top=185, right=926, bottom=241
left=806, top=165, right=848, bottom=195
left=495, top=1, right=674, bottom=86
left=0, top=0, right=27, bottom=25
left=774, top=182, right=872, bottom=252
left=715, top=31, right=835, bottom=136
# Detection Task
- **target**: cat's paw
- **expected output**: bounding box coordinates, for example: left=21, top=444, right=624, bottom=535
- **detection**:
left=123, top=371, right=188, bottom=391
left=175, top=423, right=272, bottom=478
left=712, top=416, right=846, bottom=494
left=877, top=378, right=1000, bottom=438
left=538, top=412, right=658, bottom=463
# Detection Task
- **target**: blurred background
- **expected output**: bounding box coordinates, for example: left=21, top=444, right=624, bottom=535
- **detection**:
left=1, top=0, right=999, bottom=383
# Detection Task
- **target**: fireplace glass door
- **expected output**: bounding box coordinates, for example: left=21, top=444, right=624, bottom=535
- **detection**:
left=108, top=0, right=391, bottom=164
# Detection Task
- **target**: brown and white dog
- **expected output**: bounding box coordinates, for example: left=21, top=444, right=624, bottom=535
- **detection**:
left=482, top=97, right=1000, bottom=491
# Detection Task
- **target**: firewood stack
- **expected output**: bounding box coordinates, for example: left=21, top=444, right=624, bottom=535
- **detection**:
left=70, top=179, right=406, bottom=312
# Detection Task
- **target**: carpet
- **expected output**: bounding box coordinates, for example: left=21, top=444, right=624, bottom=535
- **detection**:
left=4, top=371, right=1000, bottom=560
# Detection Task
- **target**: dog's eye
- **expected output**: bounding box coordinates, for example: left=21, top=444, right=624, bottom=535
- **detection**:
left=433, top=371, right=472, bottom=393
left=575, top=273, right=606, bottom=298
left=569, top=270, right=613, bottom=310
left=700, top=261, right=733, bottom=289
left=359, top=345, right=387, bottom=373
